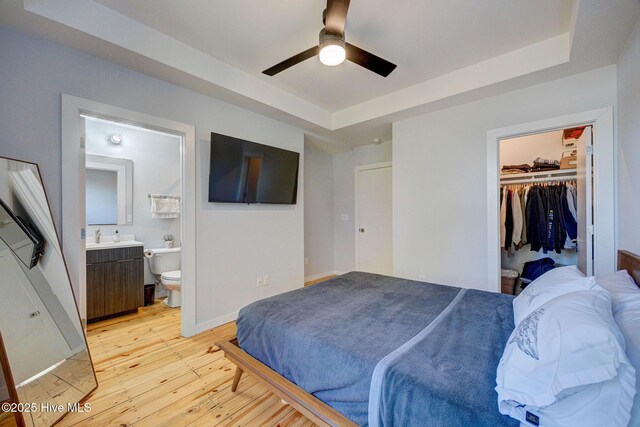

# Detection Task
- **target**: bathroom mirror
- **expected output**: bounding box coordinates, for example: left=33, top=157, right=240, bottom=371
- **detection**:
left=85, top=154, right=133, bottom=225
left=0, top=157, right=97, bottom=427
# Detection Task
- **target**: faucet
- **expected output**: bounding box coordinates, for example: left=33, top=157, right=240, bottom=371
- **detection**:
left=95, top=228, right=101, bottom=244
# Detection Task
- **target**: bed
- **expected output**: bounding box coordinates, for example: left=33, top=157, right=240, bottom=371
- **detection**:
left=216, top=250, right=640, bottom=426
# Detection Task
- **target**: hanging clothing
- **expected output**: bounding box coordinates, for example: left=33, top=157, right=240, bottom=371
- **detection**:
left=526, top=186, right=547, bottom=252
left=547, top=185, right=567, bottom=254
left=566, top=184, right=578, bottom=221
left=505, top=189, right=514, bottom=251
left=562, top=186, right=577, bottom=247
left=502, top=181, right=576, bottom=254
left=500, top=187, right=507, bottom=248
left=511, top=190, right=523, bottom=247
left=519, top=187, right=528, bottom=246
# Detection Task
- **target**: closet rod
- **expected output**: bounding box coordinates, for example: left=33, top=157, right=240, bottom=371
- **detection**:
left=500, top=175, right=577, bottom=185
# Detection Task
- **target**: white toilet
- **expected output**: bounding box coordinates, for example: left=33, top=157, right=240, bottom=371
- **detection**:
left=145, top=247, right=181, bottom=308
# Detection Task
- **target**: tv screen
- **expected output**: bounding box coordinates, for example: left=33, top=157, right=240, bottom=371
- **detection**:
left=208, top=132, right=299, bottom=204
left=0, top=198, right=44, bottom=269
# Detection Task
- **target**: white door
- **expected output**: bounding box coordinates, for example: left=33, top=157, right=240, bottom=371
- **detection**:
left=576, top=126, right=594, bottom=275
left=356, top=165, right=392, bottom=275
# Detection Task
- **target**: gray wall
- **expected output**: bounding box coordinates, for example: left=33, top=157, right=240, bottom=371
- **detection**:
left=393, top=66, right=617, bottom=290
left=303, top=141, right=334, bottom=279
left=332, top=141, right=392, bottom=273
left=0, top=27, right=304, bottom=329
left=617, top=17, right=640, bottom=256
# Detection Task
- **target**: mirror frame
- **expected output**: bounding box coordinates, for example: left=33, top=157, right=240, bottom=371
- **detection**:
left=85, top=154, right=133, bottom=225
left=0, top=156, right=98, bottom=427
left=0, top=337, right=20, bottom=425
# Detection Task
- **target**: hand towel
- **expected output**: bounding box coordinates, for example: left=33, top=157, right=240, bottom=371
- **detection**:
left=150, top=194, right=180, bottom=218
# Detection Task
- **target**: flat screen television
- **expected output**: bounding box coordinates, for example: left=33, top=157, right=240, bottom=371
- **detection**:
left=208, top=132, right=300, bottom=204
left=0, top=198, right=44, bottom=269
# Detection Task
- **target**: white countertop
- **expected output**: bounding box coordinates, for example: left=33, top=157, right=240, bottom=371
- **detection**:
left=86, top=234, right=144, bottom=250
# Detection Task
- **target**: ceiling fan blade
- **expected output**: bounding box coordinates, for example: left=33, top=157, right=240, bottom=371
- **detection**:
left=325, top=0, right=350, bottom=36
left=262, top=46, right=320, bottom=76
left=345, top=43, right=396, bottom=77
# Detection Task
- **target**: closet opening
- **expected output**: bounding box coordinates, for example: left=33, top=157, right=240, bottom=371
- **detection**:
left=498, top=125, right=593, bottom=295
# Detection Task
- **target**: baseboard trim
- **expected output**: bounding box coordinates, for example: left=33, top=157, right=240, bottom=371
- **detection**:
left=304, top=271, right=337, bottom=282
left=304, top=270, right=347, bottom=282
left=195, top=311, right=239, bottom=334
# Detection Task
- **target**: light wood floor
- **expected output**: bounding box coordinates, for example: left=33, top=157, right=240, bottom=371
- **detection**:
left=303, top=275, right=336, bottom=287
left=2, top=276, right=335, bottom=427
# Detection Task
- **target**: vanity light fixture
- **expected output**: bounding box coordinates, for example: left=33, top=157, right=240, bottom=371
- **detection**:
left=109, top=133, right=123, bottom=145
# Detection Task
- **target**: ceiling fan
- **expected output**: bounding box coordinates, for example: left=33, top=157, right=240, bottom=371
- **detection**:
left=262, top=0, right=397, bottom=77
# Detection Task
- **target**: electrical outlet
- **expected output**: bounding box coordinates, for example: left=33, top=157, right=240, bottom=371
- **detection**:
left=340, top=214, right=349, bottom=221
left=263, top=274, right=270, bottom=286
left=304, top=257, right=309, bottom=266
left=256, top=276, right=263, bottom=287
left=418, top=274, right=426, bottom=281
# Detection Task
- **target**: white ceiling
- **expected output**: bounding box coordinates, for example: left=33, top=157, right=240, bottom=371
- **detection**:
left=94, top=0, right=573, bottom=111
left=0, top=0, right=638, bottom=151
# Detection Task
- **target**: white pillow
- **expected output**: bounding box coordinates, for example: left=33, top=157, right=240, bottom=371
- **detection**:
left=613, top=297, right=640, bottom=425
left=513, top=265, right=594, bottom=325
left=496, top=290, right=636, bottom=427
left=598, top=270, right=640, bottom=314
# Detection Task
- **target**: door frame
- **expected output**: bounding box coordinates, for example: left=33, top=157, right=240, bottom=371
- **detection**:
left=486, top=107, right=615, bottom=293
left=61, top=95, right=197, bottom=337
left=354, top=162, right=393, bottom=272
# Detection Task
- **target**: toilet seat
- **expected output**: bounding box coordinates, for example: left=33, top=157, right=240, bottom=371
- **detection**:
left=161, top=270, right=181, bottom=283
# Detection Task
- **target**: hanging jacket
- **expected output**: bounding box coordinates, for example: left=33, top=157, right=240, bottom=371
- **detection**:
left=505, top=189, right=514, bottom=251
left=551, top=186, right=567, bottom=254
left=500, top=187, right=507, bottom=248
left=562, top=185, right=577, bottom=241
left=519, top=187, right=527, bottom=247
left=526, top=187, right=547, bottom=252
left=511, top=189, right=523, bottom=248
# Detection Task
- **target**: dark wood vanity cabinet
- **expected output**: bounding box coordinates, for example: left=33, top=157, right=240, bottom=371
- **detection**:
left=86, top=246, right=144, bottom=322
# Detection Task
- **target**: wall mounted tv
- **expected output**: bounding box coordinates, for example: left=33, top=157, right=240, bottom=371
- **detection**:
left=208, top=132, right=299, bottom=204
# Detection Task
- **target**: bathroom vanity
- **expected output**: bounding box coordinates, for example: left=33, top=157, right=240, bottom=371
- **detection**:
left=86, top=242, right=144, bottom=322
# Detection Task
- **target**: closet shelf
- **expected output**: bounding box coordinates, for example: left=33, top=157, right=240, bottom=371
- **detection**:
left=500, top=168, right=577, bottom=184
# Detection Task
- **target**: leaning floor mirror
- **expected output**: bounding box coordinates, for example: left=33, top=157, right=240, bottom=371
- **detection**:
left=0, top=157, right=97, bottom=427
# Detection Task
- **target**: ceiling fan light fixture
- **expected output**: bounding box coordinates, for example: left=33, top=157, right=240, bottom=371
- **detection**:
left=318, top=31, right=346, bottom=66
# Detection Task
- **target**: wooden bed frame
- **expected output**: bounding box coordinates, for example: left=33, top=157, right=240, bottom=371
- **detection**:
left=215, top=338, right=357, bottom=427
left=216, top=250, right=640, bottom=427
left=618, top=250, right=640, bottom=287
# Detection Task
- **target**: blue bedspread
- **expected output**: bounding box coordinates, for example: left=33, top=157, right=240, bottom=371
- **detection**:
left=236, top=272, right=518, bottom=426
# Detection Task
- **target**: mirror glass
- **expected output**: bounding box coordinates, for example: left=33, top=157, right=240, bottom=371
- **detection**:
left=0, top=157, right=97, bottom=427
left=85, top=154, right=133, bottom=225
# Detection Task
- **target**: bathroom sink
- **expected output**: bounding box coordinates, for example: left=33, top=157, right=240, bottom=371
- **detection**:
left=86, top=240, right=144, bottom=250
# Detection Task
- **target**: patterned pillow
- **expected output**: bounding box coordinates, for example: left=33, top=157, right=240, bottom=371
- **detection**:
left=513, top=265, right=595, bottom=325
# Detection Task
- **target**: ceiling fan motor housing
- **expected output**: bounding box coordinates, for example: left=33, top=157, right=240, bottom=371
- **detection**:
left=319, top=28, right=345, bottom=49
left=318, top=28, right=346, bottom=66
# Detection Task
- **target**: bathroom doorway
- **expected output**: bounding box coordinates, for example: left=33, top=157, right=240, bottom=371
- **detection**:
left=61, top=95, right=197, bottom=337
left=84, top=117, right=183, bottom=324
